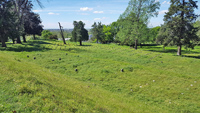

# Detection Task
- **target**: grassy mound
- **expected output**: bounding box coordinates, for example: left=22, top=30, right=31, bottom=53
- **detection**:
left=0, top=40, right=200, bottom=112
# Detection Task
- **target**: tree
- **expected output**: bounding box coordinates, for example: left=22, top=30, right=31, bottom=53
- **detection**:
left=149, top=26, right=161, bottom=43
left=194, top=20, right=200, bottom=40
left=163, top=0, right=199, bottom=55
left=24, top=12, right=43, bottom=41
left=101, top=25, right=113, bottom=44
left=118, top=0, right=160, bottom=49
left=0, top=0, right=16, bottom=47
left=71, top=21, right=88, bottom=46
left=91, top=22, right=103, bottom=43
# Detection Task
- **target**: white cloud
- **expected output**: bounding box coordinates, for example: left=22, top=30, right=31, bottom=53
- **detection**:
left=93, top=11, right=104, bottom=14
left=154, top=0, right=159, bottom=3
left=48, top=12, right=60, bottom=15
left=94, top=18, right=101, bottom=21
left=162, top=1, right=167, bottom=4
left=162, top=1, right=170, bottom=5
left=159, top=10, right=168, bottom=14
left=94, top=17, right=107, bottom=21
left=80, top=13, right=89, bottom=15
left=33, top=10, right=42, bottom=12
left=80, top=7, right=93, bottom=11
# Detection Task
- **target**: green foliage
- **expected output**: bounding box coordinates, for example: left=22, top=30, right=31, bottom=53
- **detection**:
left=149, top=26, right=161, bottom=43
left=41, top=30, right=53, bottom=39
left=71, top=21, right=88, bottom=45
left=117, top=0, right=160, bottom=48
left=24, top=12, right=43, bottom=38
left=101, top=25, right=113, bottom=43
left=0, top=0, right=17, bottom=47
left=163, top=0, right=199, bottom=55
left=91, top=22, right=104, bottom=43
left=194, top=20, right=200, bottom=39
left=48, top=35, right=58, bottom=40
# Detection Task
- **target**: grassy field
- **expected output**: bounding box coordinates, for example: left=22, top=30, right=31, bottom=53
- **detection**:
left=0, top=40, right=200, bottom=112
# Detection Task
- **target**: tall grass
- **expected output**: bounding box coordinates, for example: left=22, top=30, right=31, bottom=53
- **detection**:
left=0, top=40, right=200, bottom=112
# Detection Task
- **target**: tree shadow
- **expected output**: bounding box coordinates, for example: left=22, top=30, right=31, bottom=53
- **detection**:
left=181, top=55, right=200, bottom=59
left=65, top=47, right=88, bottom=53
left=142, top=46, right=199, bottom=54
left=0, top=40, right=52, bottom=52
left=79, top=45, right=92, bottom=47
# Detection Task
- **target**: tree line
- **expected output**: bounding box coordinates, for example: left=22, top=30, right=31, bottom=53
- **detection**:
left=89, top=0, right=200, bottom=55
left=0, top=0, right=43, bottom=47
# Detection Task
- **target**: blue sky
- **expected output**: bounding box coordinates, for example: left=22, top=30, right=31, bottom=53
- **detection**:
left=32, top=0, right=200, bottom=29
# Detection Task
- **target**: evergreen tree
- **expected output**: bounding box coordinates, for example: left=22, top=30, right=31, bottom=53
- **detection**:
left=163, top=0, right=199, bottom=55
left=71, top=21, right=88, bottom=46
left=0, top=0, right=16, bottom=47
left=91, top=22, right=103, bottom=43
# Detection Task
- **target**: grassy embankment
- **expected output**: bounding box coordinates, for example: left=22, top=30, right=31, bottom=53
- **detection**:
left=0, top=40, right=200, bottom=112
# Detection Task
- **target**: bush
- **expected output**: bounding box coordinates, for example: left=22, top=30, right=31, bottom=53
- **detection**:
left=41, top=30, right=52, bottom=39
left=49, top=35, right=58, bottom=40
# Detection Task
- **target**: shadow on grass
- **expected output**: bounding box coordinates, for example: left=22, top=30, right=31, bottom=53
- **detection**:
left=0, top=40, right=52, bottom=52
left=182, top=55, right=200, bottom=59
left=66, top=47, right=88, bottom=53
left=79, top=45, right=92, bottom=47
left=142, top=46, right=199, bottom=54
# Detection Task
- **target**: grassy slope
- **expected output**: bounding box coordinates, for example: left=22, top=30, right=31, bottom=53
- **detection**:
left=0, top=40, right=200, bottom=112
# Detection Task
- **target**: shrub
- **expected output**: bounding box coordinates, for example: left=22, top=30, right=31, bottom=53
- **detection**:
left=49, top=35, right=58, bottom=40
left=41, top=30, right=52, bottom=39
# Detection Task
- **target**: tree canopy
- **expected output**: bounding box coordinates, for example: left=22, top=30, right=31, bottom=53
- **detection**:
left=162, top=0, right=199, bottom=55
left=71, top=21, right=89, bottom=46
left=117, top=0, right=160, bottom=49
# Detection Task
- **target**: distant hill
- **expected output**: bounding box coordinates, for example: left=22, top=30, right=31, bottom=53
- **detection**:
left=46, top=29, right=73, bottom=32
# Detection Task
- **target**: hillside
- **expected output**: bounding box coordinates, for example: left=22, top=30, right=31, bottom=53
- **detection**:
left=0, top=40, right=200, bottom=112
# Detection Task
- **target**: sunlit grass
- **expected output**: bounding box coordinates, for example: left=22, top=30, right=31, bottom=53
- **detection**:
left=0, top=40, right=200, bottom=112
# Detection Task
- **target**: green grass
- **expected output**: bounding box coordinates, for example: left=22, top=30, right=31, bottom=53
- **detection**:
left=1, top=40, right=200, bottom=112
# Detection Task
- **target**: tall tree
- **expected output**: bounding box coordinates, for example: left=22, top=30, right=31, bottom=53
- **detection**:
left=71, top=21, right=88, bottom=46
left=149, top=26, right=161, bottom=43
left=118, top=0, right=160, bottom=49
left=24, top=12, right=43, bottom=41
left=163, top=0, right=199, bottom=55
left=0, top=0, right=16, bottom=47
left=91, top=22, right=103, bottom=43
left=101, top=25, right=113, bottom=44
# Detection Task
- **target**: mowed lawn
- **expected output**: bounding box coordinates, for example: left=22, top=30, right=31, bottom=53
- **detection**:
left=0, top=40, right=200, bottom=112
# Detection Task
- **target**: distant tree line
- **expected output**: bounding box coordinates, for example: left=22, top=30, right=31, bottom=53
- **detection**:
left=0, top=0, right=43, bottom=47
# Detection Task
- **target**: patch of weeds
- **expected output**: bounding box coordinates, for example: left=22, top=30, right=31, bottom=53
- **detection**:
left=17, top=84, right=35, bottom=95
left=124, top=66, right=133, bottom=72
left=101, top=69, right=110, bottom=73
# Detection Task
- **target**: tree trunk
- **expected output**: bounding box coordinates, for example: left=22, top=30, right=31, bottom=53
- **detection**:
left=58, top=22, right=66, bottom=44
left=12, top=38, right=15, bottom=44
left=23, top=34, right=27, bottom=42
left=140, top=43, right=142, bottom=48
left=16, top=36, right=22, bottom=44
left=1, top=38, right=7, bottom=47
left=33, top=34, right=36, bottom=40
left=135, top=39, right=138, bottom=50
left=80, top=40, right=82, bottom=46
left=177, top=45, right=181, bottom=56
